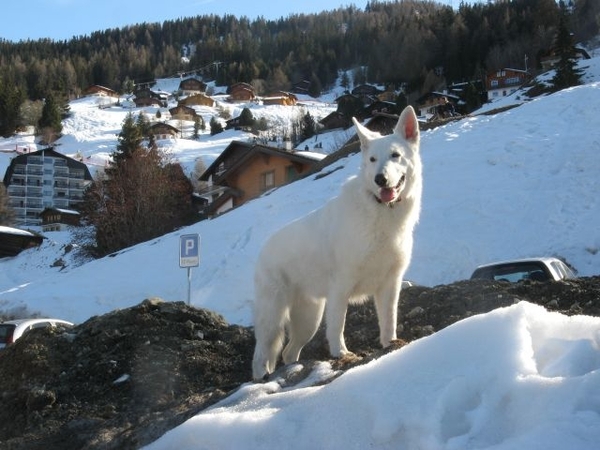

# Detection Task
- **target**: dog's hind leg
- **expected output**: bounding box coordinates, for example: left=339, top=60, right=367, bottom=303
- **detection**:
left=282, top=296, right=325, bottom=364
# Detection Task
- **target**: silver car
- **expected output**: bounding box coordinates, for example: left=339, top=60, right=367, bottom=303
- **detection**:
left=470, top=257, right=576, bottom=283
left=0, top=318, right=74, bottom=349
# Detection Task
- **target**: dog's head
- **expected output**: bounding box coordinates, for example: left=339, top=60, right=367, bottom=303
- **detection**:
left=352, top=106, right=421, bottom=206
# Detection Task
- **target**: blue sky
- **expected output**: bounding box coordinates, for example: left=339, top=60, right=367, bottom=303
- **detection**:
left=2, top=0, right=469, bottom=42
left=2, top=0, right=379, bottom=42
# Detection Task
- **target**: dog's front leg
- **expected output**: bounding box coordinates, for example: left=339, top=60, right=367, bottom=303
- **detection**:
left=374, top=279, right=401, bottom=347
left=325, top=295, right=350, bottom=357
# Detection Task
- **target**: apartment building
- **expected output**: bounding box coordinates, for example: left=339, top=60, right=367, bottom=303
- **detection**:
left=2, top=148, right=93, bottom=227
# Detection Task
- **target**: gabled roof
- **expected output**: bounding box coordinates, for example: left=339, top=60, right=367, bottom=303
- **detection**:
left=199, top=141, right=321, bottom=183
left=0, top=226, right=45, bottom=258
left=149, top=123, right=180, bottom=134
left=3, top=147, right=93, bottom=186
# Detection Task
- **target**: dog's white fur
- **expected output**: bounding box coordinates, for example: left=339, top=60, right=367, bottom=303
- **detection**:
left=252, top=106, right=422, bottom=380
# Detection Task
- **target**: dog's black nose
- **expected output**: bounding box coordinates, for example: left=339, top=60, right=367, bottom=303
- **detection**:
left=374, top=174, right=387, bottom=187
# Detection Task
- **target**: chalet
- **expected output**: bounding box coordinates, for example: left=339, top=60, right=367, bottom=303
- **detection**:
left=334, top=93, right=368, bottom=120
left=3, top=148, right=93, bottom=227
left=377, top=89, right=397, bottom=103
left=83, top=85, right=119, bottom=98
left=133, top=88, right=167, bottom=107
left=228, top=82, right=256, bottom=103
left=198, top=141, right=323, bottom=216
left=351, top=84, right=384, bottom=104
left=291, top=79, right=311, bottom=95
left=540, top=46, right=591, bottom=71
left=485, top=68, right=530, bottom=101
left=262, top=92, right=298, bottom=106
left=365, top=100, right=398, bottom=117
left=40, top=207, right=80, bottom=232
left=0, top=226, right=45, bottom=258
left=225, top=116, right=247, bottom=131
left=416, top=92, right=460, bottom=120
left=179, top=93, right=215, bottom=107
left=179, top=93, right=215, bottom=108
left=149, top=123, right=180, bottom=140
left=178, top=77, right=207, bottom=96
left=169, top=105, right=198, bottom=122
left=319, top=111, right=350, bottom=131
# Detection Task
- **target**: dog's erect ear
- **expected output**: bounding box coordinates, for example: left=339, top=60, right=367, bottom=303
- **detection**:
left=394, top=106, right=420, bottom=144
left=352, top=117, right=379, bottom=150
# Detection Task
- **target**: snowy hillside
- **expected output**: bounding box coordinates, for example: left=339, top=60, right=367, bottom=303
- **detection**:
left=2, top=54, right=600, bottom=323
left=1, top=46, right=600, bottom=450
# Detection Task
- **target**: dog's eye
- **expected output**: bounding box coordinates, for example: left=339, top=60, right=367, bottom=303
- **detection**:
left=369, top=156, right=377, bottom=162
left=391, top=152, right=401, bottom=159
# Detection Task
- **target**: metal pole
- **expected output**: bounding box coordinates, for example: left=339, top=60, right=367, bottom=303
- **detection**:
left=187, top=267, right=192, bottom=305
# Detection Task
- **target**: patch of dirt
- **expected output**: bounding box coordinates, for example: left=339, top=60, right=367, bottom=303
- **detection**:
left=1, top=277, right=600, bottom=449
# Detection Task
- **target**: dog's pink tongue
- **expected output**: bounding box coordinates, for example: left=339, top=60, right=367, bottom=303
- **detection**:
left=379, top=188, right=396, bottom=203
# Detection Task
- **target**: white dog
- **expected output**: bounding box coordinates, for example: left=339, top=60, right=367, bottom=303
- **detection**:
left=252, top=106, right=422, bottom=380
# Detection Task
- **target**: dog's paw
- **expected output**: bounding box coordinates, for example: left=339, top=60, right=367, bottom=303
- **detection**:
left=386, top=338, right=408, bottom=351
left=337, top=352, right=361, bottom=363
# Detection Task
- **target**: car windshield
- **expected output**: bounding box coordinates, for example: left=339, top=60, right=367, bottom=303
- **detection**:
left=471, top=262, right=550, bottom=282
left=0, top=324, right=16, bottom=344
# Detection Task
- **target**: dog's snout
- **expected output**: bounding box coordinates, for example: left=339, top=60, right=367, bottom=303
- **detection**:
left=374, top=174, right=387, bottom=187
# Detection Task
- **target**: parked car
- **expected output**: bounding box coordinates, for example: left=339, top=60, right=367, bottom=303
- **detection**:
left=470, top=257, right=576, bottom=283
left=0, top=318, right=74, bottom=349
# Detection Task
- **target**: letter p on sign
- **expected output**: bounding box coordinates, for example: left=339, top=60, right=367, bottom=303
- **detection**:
left=179, top=234, right=200, bottom=267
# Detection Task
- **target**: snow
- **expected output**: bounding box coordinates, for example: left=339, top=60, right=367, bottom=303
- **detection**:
left=1, top=50, right=600, bottom=448
left=146, top=302, right=600, bottom=450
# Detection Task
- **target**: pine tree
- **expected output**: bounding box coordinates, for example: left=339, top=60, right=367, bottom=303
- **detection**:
left=0, top=78, right=24, bottom=137
left=38, top=93, right=63, bottom=132
left=239, top=107, right=255, bottom=128
left=114, top=112, right=144, bottom=163
left=210, top=116, right=224, bottom=135
left=550, top=2, right=584, bottom=91
left=0, top=184, right=15, bottom=226
left=300, top=111, right=317, bottom=141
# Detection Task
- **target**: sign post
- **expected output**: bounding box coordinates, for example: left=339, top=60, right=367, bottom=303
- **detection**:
left=179, top=234, right=200, bottom=305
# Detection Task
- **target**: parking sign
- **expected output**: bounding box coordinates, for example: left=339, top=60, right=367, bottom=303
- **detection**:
left=179, top=234, right=200, bottom=267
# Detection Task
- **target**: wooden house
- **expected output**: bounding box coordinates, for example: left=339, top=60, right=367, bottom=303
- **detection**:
left=319, top=111, right=350, bottom=131
left=149, top=123, right=180, bottom=140
left=198, top=141, right=322, bottom=216
left=334, top=93, right=367, bottom=120
left=228, top=82, right=256, bottom=103
left=169, top=105, right=198, bottom=121
left=133, top=88, right=167, bottom=107
left=178, top=77, right=207, bottom=96
left=262, top=92, right=298, bottom=106
left=365, top=100, right=398, bottom=117
left=416, top=92, right=460, bottom=120
left=0, top=226, right=44, bottom=258
left=40, top=207, right=81, bottom=232
left=352, top=84, right=384, bottom=104
left=83, top=85, right=119, bottom=98
left=291, top=79, right=311, bottom=95
left=179, top=93, right=215, bottom=107
left=485, top=68, right=530, bottom=101
left=540, top=45, right=591, bottom=71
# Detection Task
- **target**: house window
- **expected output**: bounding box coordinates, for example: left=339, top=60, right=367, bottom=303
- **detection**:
left=260, top=170, right=275, bottom=192
left=286, top=165, right=300, bottom=182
